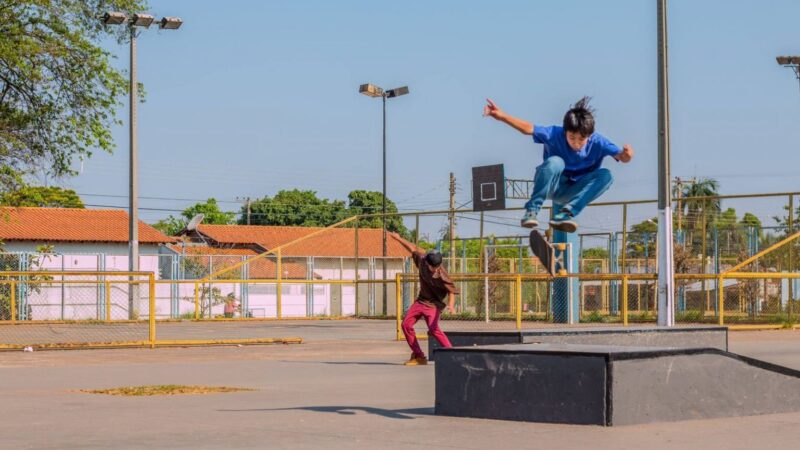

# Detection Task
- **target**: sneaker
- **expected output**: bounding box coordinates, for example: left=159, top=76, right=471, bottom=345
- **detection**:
left=549, top=210, right=578, bottom=233
left=404, top=355, right=428, bottom=366
left=520, top=210, right=539, bottom=228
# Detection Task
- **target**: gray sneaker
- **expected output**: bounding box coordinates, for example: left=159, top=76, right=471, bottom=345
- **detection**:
left=520, top=210, right=539, bottom=228
left=549, top=210, right=578, bottom=233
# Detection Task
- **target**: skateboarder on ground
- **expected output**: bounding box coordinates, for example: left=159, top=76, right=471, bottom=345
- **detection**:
left=483, top=97, right=634, bottom=233
left=392, top=233, right=458, bottom=366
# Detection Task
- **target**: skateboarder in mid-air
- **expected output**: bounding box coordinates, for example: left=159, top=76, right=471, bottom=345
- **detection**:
left=392, top=233, right=458, bottom=366
left=483, top=97, right=634, bottom=233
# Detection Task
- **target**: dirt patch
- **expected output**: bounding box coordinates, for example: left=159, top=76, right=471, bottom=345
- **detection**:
left=82, top=384, right=255, bottom=396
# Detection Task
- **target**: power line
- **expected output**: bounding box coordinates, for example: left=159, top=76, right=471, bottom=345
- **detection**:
left=78, top=192, right=242, bottom=204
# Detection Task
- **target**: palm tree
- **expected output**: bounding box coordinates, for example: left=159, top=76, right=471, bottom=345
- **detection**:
left=679, top=178, right=721, bottom=233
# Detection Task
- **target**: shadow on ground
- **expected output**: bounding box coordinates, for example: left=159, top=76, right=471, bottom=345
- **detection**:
left=277, top=360, right=402, bottom=366
left=219, top=405, right=434, bottom=419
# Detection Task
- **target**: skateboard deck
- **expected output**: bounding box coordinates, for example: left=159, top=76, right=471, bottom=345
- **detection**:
left=529, top=229, right=555, bottom=276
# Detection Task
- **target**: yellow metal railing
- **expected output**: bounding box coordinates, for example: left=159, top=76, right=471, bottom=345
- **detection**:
left=1, top=268, right=799, bottom=350
left=0, top=272, right=303, bottom=350
left=391, top=271, right=800, bottom=337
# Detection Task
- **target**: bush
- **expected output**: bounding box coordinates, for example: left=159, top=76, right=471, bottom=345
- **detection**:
left=581, top=310, right=605, bottom=323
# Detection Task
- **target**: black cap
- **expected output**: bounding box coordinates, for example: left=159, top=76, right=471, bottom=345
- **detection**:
left=425, top=251, right=443, bottom=267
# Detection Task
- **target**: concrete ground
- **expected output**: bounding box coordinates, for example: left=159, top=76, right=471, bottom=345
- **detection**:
left=0, top=318, right=722, bottom=346
left=0, top=321, right=798, bottom=449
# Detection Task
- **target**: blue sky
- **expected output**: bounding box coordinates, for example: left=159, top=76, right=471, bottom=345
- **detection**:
left=67, top=0, right=800, bottom=238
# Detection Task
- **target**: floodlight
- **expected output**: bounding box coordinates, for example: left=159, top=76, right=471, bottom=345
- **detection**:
left=159, top=17, right=183, bottom=30
left=131, top=13, right=155, bottom=28
left=102, top=11, right=127, bottom=25
left=359, top=83, right=384, bottom=97
left=386, top=86, right=409, bottom=98
left=777, top=56, right=800, bottom=66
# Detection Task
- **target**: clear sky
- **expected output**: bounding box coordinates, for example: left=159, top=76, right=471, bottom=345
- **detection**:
left=67, top=0, right=800, bottom=239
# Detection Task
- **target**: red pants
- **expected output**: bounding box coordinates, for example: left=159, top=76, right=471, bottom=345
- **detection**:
left=401, top=301, right=452, bottom=358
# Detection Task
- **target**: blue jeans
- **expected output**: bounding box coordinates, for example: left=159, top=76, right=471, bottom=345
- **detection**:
left=524, top=156, right=614, bottom=217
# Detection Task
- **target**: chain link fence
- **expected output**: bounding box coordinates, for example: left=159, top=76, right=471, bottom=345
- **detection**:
left=396, top=270, right=800, bottom=337
left=2, top=192, right=798, bottom=347
left=0, top=272, right=153, bottom=348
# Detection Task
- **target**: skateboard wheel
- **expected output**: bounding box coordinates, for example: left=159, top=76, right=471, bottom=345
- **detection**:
left=557, top=269, right=568, bottom=276
left=555, top=243, right=567, bottom=251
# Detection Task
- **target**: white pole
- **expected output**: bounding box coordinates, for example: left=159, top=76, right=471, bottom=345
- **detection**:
left=657, top=0, right=675, bottom=326
left=128, top=26, right=140, bottom=319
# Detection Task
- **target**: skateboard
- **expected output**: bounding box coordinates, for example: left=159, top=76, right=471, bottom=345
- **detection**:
left=529, top=229, right=568, bottom=277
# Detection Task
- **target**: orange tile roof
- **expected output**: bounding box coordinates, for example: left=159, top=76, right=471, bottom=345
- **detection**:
left=167, top=245, right=258, bottom=256
left=166, top=245, right=313, bottom=279
left=0, top=207, right=173, bottom=244
left=195, top=224, right=413, bottom=258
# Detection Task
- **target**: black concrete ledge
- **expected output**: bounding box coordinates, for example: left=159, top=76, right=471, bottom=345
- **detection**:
left=435, top=342, right=800, bottom=426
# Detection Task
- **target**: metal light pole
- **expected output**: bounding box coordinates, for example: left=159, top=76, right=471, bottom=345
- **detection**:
left=102, top=12, right=182, bottom=318
left=129, top=26, right=139, bottom=307
left=382, top=94, right=387, bottom=310
left=777, top=56, right=800, bottom=312
left=656, top=0, right=675, bottom=326
left=359, top=83, right=409, bottom=314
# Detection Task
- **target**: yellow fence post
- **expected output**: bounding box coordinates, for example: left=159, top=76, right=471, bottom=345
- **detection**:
left=10, top=280, right=16, bottom=323
left=194, top=281, right=200, bottom=320
left=718, top=275, right=725, bottom=326
left=105, top=281, right=111, bottom=322
left=789, top=194, right=794, bottom=323
left=622, top=275, right=629, bottom=326
left=515, top=275, right=522, bottom=331
left=277, top=248, right=283, bottom=319
left=149, top=275, right=156, bottom=348
left=395, top=273, right=403, bottom=341
left=621, top=203, right=628, bottom=274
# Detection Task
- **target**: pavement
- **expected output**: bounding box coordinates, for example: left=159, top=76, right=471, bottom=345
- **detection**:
left=0, top=321, right=798, bottom=449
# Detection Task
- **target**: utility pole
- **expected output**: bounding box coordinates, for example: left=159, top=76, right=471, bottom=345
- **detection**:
left=237, top=197, right=252, bottom=225
left=675, top=177, right=683, bottom=232
left=673, top=177, right=696, bottom=232
left=449, top=172, right=456, bottom=271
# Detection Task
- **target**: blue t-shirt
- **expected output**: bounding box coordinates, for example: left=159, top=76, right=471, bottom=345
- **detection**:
left=533, top=125, right=621, bottom=181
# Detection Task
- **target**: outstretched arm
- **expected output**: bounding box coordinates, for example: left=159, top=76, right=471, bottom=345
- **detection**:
left=447, top=292, right=456, bottom=315
left=615, top=144, right=634, bottom=163
left=392, top=232, right=419, bottom=254
left=483, top=98, right=534, bottom=135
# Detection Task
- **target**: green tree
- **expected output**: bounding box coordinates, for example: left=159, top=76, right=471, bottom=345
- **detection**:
left=0, top=0, right=148, bottom=189
left=437, top=236, right=522, bottom=259
left=713, top=207, right=738, bottom=231
left=582, top=247, right=609, bottom=259
left=772, top=202, right=800, bottom=237
left=740, top=212, right=762, bottom=230
left=677, top=178, right=720, bottom=233
left=245, top=189, right=348, bottom=227
left=347, top=190, right=409, bottom=236
left=0, top=186, right=84, bottom=208
left=153, top=198, right=235, bottom=236
left=627, top=218, right=658, bottom=258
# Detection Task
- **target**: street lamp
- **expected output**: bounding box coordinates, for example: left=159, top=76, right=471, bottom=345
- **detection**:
left=776, top=56, right=800, bottom=91
left=359, top=83, right=409, bottom=314
left=777, top=55, right=800, bottom=310
left=102, top=11, right=182, bottom=318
